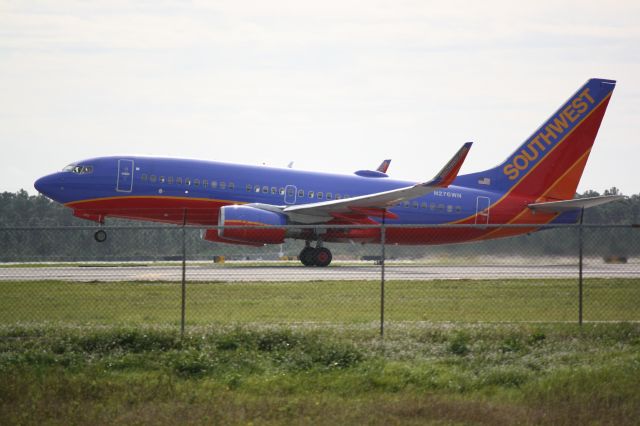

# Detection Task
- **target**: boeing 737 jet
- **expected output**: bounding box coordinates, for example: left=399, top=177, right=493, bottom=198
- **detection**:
left=35, top=78, right=622, bottom=266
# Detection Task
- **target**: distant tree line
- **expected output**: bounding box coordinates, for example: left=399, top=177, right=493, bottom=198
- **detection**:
left=0, top=188, right=638, bottom=262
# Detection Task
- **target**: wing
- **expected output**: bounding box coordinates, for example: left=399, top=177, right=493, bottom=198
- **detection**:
left=277, top=142, right=472, bottom=224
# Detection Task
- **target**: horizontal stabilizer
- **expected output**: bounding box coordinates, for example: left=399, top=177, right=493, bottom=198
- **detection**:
left=528, top=195, right=625, bottom=213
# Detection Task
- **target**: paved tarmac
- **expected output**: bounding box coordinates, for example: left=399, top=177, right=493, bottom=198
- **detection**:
left=1, top=261, right=638, bottom=282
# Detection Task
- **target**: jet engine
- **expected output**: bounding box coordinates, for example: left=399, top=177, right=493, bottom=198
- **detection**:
left=203, top=205, right=288, bottom=245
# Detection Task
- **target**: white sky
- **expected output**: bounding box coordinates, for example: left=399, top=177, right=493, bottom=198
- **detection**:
left=2, top=0, right=639, bottom=195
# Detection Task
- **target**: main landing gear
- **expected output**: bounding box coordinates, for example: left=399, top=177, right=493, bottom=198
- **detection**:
left=299, top=242, right=332, bottom=267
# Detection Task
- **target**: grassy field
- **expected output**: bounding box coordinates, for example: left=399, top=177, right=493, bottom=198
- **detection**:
left=1, top=323, right=639, bottom=425
left=0, top=278, right=639, bottom=324
left=1, top=279, right=638, bottom=424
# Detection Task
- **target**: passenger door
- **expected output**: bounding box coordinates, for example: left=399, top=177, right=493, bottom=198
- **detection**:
left=116, top=159, right=134, bottom=192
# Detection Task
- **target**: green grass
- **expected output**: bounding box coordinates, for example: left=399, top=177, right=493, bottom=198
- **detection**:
left=1, top=323, right=639, bottom=425
left=0, top=278, right=638, bottom=324
left=1, top=278, right=638, bottom=423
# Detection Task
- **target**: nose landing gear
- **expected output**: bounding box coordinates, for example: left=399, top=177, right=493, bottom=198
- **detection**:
left=94, top=229, right=107, bottom=243
left=298, top=242, right=332, bottom=267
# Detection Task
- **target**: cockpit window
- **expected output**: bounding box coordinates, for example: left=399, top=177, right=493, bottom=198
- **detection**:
left=63, top=164, right=94, bottom=174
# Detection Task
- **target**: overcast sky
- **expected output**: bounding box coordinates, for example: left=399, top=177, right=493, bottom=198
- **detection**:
left=2, top=0, right=639, bottom=195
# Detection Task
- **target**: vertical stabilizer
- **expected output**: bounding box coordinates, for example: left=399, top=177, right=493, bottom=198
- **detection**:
left=457, top=78, right=616, bottom=201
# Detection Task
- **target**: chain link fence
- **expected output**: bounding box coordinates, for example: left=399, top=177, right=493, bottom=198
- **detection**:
left=0, top=224, right=638, bottom=334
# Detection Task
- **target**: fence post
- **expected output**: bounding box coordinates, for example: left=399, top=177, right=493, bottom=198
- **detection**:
left=181, top=210, right=187, bottom=338
left=578, top=209, right=584, bottom=326
left=380, top=214, right=386, bottom=338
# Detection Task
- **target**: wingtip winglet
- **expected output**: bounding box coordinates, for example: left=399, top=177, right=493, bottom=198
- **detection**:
left=376, top=159, right=392, bottom=173
left=425, top=142, right=472, bottom=187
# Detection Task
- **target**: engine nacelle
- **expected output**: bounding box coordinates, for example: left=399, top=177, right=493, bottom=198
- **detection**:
left=216, top=205, right=287, bottom=245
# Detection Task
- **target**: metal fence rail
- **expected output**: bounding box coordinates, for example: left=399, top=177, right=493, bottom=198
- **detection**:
left=0, top=224, right=638, bottom=335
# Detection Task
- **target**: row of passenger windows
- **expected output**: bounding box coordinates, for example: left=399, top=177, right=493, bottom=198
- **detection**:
left=246, top=184, right=351, bottom=201
left=396, top=200, right=462, bottom=214
left=140, top=173, right=353, bottom=200
left=139, top=173, right=462, bottom=213
left=140, top=174, right=235, bottom=190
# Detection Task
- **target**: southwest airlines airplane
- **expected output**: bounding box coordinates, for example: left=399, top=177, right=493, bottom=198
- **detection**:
left=35, top=78, right=622, bottom=266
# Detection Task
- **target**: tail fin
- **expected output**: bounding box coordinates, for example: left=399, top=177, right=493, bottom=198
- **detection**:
left=457, top=78, right=616, bottom=201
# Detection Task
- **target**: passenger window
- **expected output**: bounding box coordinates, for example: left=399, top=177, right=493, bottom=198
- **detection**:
left=317, top=192, right=324, bottom=200
left=220, top=181, right=226, bottom=190
left=438, top=204, right=444, bottom=211
left=298, top=189, right=304, bottom=197
left=447, top=205, right=453, bottom=213
left=455, top=205, right=462, bottom=213
left=421, top=202, right=427, bottom=209
left=413, top=202, right=419, bottom=208
left=141, top=174, right=148, bottom=182
left=263, top=186, right=269, bottom=193
left=193, top=179, right=200, bottom=187
left=326, top=193, right=332, bottom=200
left=203, top=179, right=208, bottom=188
left=185, top=178, right=191, bottom=186
left=430, top=203, right=436, bottom=211
left=211, top=180, right=217, bottom=189
left=229, top=182, right=235, bottom=190
left=150, top=175, right=157, bottom=183
left=159, top=176, right=165, bottom=183
left=176, top=177, right=183, bottom=185
left=255, top=185, right=261, bottom=193
left=271, top=187, right=277, bottom=194
left=279, top=188, right=285, bottom=195
left=344, top=194, right=349, bottom=199
left=167, top=176, right=174, bottom=184
left=335, top=194, right=341, bottom=200
left=308, top=191, right=315, bottom=198
left=404, top=201, right=410, bottom=208
left=246, top=184, right=253, bottom=192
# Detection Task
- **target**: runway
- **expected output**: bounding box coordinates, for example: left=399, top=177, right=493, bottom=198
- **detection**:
left=1, top=261, right=638, bottom=282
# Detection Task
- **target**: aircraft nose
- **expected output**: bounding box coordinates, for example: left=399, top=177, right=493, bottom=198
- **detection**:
left=34, top=173, right=62, bottom=196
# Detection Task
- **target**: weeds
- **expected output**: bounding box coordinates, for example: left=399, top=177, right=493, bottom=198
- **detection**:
left=1, top=323, right=639, bottom=425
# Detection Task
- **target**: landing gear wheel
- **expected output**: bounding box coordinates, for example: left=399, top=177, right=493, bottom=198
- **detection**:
left=313, top=247, right=332, bottom=267
left=299, top=247, right=315, bottom=266
left=94, top=230, right=107, bottom=243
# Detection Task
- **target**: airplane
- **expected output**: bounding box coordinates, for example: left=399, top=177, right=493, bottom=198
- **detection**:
left=34, top=78, right=623, bottom=267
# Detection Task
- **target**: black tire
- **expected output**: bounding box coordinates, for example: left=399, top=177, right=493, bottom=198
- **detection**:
left=313, top=247, right=332, bottom=267
left=94, top=230, right=107, bottom=243
left=299, top=247, right=315, bottom=266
